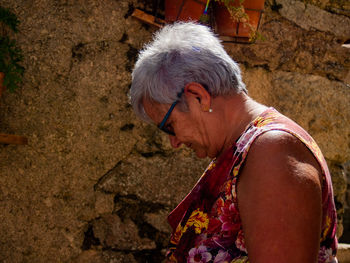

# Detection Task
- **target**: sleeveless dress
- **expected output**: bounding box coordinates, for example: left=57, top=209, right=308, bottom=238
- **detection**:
left=166, top=108, right=338, bottom=263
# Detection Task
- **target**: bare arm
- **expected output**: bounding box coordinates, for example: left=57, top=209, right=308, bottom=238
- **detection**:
left=237, top=131, right=323, bottom=263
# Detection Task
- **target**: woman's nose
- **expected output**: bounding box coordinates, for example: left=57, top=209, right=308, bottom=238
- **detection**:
left=169, top=135, right=182, bottom=148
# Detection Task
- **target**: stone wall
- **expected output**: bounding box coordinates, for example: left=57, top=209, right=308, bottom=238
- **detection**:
left=0, top=0, right=349, bottom=262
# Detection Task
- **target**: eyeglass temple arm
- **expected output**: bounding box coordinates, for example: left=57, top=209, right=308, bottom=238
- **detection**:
left=158, top=89, right=185, bottom=129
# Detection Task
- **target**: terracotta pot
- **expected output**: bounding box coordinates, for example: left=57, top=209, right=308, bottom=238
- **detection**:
left=214, top=0, right=265, bottom=42
left=0, top=72, right=5, bottom=97
left=165, top=0, right=208, bottom=23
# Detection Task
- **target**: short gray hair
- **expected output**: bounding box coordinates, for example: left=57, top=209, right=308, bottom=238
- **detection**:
left=130, top=22, right=247, bottom=122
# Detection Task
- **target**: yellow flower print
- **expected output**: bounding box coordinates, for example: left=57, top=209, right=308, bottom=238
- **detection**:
left=253, top=112, right=278, bottom=128
left=231, top=256, right=249, bottom=263
left=321, top=216, right=331, bottom=242
left=168, top=253, right=178, bottom=263
left=199, top=161, right=216, bottom=180
left=225, top=180, right=233, bottom=198
left=170, top=209, right=209, bottom=245
left=186, top=209, right=209, bottom=234
left=231, top=178, right=238, bottom=200
left=216, top=197, right=225, bottom=215
left=232, top=166, right=240, bottom=177
left=207, top=161, right=216, bottom=171
left=170, top=224, right=184, bottom=245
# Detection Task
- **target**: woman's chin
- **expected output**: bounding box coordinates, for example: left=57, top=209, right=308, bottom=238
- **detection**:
left=195, top=150, right=208, bottom=159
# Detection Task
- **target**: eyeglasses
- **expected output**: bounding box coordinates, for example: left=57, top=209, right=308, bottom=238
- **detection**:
left=158, top=88, right=184, bottom=136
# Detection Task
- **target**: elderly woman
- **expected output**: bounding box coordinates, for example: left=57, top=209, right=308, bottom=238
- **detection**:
left=130, top=22, right=337, bottom=263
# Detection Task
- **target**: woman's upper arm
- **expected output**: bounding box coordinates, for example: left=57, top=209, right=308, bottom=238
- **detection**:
left=237, top=131, right=323, bottom=263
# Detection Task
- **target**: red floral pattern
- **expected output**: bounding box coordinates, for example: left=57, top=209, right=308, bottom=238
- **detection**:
left=166, top=108, right=338, bottom=263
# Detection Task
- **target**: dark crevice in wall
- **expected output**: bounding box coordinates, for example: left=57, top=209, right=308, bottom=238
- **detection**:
left=120, top=123, right=134, bottom=131
left=326, top=73, right=341, bottom=82
left=80, top=193, right=171, bottom=260
left=139, top=151, right=167, bottom=158
left=133, top=249, right=165, bottom=263
left=94, top=161, right=122, bottom=192
left=241, top=62, right=271, bottom=72
left=126, top=45, right=139, bottom=72
left=119, top=33, right=128, bottom=43
left=113, top=194, right=169, bottom=262
left=114, top=194, right=166, bottom=218
left=100, top=247, right=165, bottom=263
left=72, top=43, right=85, bottom=62
left=328, top=8, right=350, bottom=17
left=71, top=40, right=111, bottom=64
left=335, top=197, right=344, bottom=218
left=270, top=0, right=283, bottom=12
left=124, top=3, right=134, bottom=19
left=82, top=224, right=101, bottom=250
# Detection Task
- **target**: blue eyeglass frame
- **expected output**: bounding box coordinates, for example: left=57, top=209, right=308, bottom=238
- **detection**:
left=158, top=88, right=185, bottom=136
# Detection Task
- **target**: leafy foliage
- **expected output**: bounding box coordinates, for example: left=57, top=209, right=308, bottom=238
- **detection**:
left=0, top=36, right=24, bottom=92
left=213, top=0, right=265, bottom=42
left=216, top=0, right=249, bottom=23
left=0, top=6, right=19, bottom=32
left=0, top=6, right=24, bottom=92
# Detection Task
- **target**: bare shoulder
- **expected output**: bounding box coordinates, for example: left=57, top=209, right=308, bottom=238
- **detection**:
left=242, top=130, right=322, bottom=186
left=237, top=130, right=323, bottom=263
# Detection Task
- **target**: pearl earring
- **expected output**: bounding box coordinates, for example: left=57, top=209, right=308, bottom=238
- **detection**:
left=203, top=106, right=212, bottom=112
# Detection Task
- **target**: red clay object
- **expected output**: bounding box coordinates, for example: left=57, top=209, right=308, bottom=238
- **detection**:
left=165, top=0, right=208, bottom=23
left=214, top=0, right=265, bottom=41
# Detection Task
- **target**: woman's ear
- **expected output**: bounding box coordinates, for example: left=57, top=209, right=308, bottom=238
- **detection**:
left=184, top=82, right=211, bottom=112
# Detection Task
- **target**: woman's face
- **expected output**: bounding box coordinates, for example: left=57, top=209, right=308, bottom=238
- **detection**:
left=143, top=99, right=218, bottom=159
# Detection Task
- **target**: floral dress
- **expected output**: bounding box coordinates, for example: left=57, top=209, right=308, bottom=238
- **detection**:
left=166, top=108, right=338, bottom=263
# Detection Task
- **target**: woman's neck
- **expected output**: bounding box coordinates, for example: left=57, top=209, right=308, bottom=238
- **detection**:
left=212, top=93, right=268, bottom=158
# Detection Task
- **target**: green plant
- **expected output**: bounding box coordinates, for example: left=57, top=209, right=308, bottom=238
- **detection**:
left=0, top=6, right=24, bottom=92
left=216, top=0, right=249, bottom=22
left=201, top=0, right=264, bottom=42
left=219, top=0, right=265, bottom=41
left=0, top=6, right=19, bottom=32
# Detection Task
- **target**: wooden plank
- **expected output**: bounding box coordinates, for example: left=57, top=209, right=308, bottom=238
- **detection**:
left=220, top=35, right=251, bottom=43
left=0, top=134, right=28, bottom=145
left=131, top=9, right=165, bottom=28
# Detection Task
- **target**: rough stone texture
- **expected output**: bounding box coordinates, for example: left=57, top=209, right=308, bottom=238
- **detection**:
left=276, top=0, right=350, bottom=39
left=225, top=11, right=350, bottom=82
left=0, top=0, right=349, bottom=262
left=242, top=69, right=350, bottom=163
left=144, top=210, right=172, bottom=234
left=303, top=0, right=350, bottom=14
left=241, top=67, right=350, bottom=237
left=73, top=250, right=137, bottom=263
left=93, top=214, right=156, bottom=250
left=95, top=147, right=208, bottom=206
left=338, top=243, right=350, bottom=263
